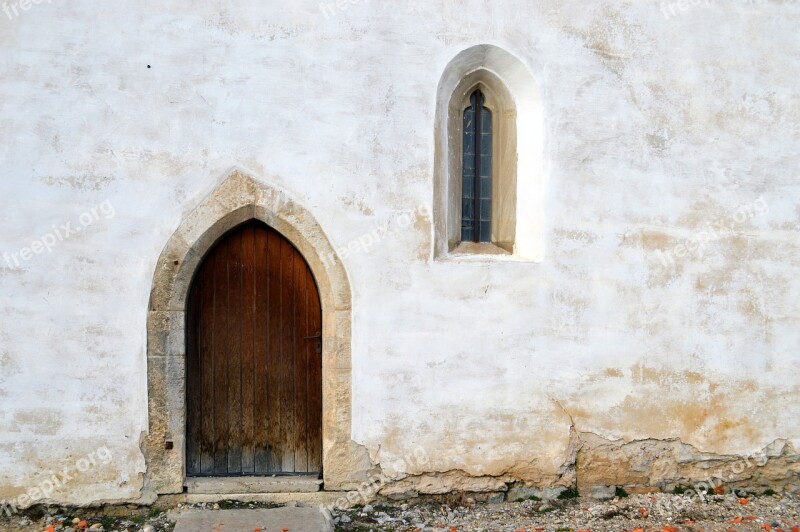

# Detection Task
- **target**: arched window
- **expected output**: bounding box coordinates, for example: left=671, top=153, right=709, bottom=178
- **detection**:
left=434, top=45, right=545, bottom=261
left=461, top=89, right=493, bottom=243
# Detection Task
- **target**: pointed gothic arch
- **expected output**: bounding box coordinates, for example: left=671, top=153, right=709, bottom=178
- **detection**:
left=141, top=170, right=370, bottom=496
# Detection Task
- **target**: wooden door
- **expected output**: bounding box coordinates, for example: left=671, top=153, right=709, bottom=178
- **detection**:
left=186, top=221, right=322, bottom=476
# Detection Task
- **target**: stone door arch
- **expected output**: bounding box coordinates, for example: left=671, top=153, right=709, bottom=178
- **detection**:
left=141, top=170, right=369, bottom=497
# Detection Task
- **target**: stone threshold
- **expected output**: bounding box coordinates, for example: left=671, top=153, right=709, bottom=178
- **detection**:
left=158, top=491, right=348, bottom=508
left=185, top=475, right=323, bottom=494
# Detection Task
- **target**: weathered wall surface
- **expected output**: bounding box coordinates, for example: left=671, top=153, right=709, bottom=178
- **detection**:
left=0, top=0, right=798, bottom=505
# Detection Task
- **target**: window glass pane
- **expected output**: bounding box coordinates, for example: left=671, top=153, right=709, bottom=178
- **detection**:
left=479, top=222, right=491, bottom=243
left=462, top=198, right=474, bottom=221
left=480, top=198, right=492, bottom=221
left=480, top=176, right=491, bottom=199
left=462, top=175, right=474, bottom=199
left=461, top=90, right=493, bottom=245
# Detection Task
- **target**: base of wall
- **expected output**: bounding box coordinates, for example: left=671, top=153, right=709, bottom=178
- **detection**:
left=363, top=432, right=800, bottom=503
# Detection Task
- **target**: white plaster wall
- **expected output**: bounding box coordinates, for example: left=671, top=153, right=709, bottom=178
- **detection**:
left=0, top=0, right=798, bottom=502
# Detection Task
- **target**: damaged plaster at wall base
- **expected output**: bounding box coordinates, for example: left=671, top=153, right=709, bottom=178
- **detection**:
left=349, top=431, right=800, bottom=503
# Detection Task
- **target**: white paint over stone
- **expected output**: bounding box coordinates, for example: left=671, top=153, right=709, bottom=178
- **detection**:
left=0, top=0, right=798, bottom=504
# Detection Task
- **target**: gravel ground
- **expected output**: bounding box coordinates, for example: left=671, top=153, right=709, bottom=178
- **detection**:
left=0, top=492, right=797, bottom=531
left=332, top=492, right=800, bottom=532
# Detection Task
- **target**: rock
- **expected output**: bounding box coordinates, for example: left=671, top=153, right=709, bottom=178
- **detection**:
left=362, top=504, right=374, bottom=513
left=141, top=525, right=156, bottom=532
left=587, top=484, right=616, bottom=500
left=340, top=515, right=351, bottom=523
left=212, top=503, right=220, bottom=510
left=73, top=518, right=81, bottom=524
left=387, top=490, right=419, bottom=500
left=487, top=492, right=505, bottom=504
left=90, top=525, right=104, bottom=530
left=507, top=483, right=542, bottom=502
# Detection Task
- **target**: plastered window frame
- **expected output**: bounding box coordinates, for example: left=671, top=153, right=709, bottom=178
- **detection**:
left=433, top=44, right=546, bottom=263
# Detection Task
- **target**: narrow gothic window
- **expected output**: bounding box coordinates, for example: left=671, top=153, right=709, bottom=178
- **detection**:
left=436, top=45, right=544, bottom=260
left=461, top=89, right=492, bottom=243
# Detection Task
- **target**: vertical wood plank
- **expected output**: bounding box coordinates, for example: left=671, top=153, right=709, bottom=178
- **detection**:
left=307, top=268, right=323, bottom=473
left=240, top=225, right=256, bottom=474
left=212, top=238, right=229, bottom=475
left=280, top=238, right=296, bottom=473
left=186, top=269, right=201, bottom=475
left=293, top=247, right=309, bottom=472
left=266, top=229, right=283, bottom=471
left=253, top=226, right=270, bottom=473
left=199, top=252, right=216, bottom=475
left=227, top=230, right=243, bottom=474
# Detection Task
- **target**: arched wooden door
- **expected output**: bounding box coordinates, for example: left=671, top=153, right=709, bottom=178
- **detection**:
left=186, top=220, right=322, bottom=476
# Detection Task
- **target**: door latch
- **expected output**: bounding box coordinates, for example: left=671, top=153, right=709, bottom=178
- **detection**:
left=304, top=333, right=322, bottom=354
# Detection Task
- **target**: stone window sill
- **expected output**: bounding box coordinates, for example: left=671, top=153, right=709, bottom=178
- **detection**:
left=436, top=242, right=539, bottom=263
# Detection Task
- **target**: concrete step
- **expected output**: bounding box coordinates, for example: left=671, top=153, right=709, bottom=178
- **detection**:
left=186, top=475, right=322, bottom=494
left=173, top=507, right=332, bottom=532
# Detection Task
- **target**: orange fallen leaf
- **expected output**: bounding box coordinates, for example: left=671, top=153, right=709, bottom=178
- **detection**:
left=747, top=516, right=757, bottom=521
left=633, top=529, right=645, bottom=532
left=762, top=525, right=773, bottom=531
left=45, top=526, right=55, bottom=532
left=254, top=529, right=261, bottom=532
left=639, top=508, right=648, bottom=518
left=77, top=521, right=88, bottom=531
left=792, top=528, right=799, bottom=532
left=739, top=498, right=750, bottom=505
left=731, top=517, right=744, bottom=524
left=663, top=527, right=679, bottom=532
left=684, top=521, right=697, bottom=524
left=715, top=485, right=726, bottom=495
